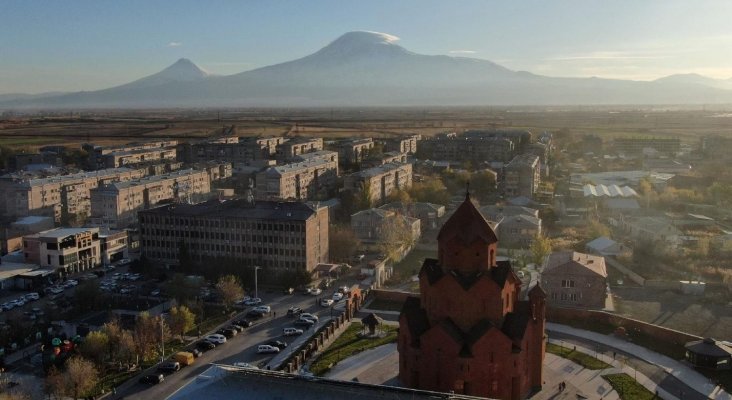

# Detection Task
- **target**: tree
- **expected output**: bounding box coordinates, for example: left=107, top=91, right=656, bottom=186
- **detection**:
left=168, top=306, right=196, bottom=340
left=529, top=234, right=552, bottom=266
left=134, top=312, right=167, bottom=362
left=354, top=181, right=373, bottom=211
left=471, top=170, right=497, bottom=201
left=216, top=275, right=244, bottom=309
left=386, top=188, right=412, bottom=205
left=100, top=319, right=134, bottom=364
left=79, top=330, right=109, bottom=366
left=164, top=273, right=200, bottom=303
left=329, top=225, right=360, bottom=262
left=408, top=177, right=450, bottom=205
left=379, top=215, right=417, bottom=262
left=73, top=281, right=104, bottom=313
left=61, top=356, right=99, bottom=400
left=587, top=218, right=611, bottom=238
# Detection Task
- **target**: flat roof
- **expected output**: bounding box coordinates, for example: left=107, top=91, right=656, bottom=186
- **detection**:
left=32, top=227, right=98, bottom=239
left=168, top=365, right=487, bottom=400
left=140, top=199, right=319, bottom=221
left=0, top=263, right=38, bottom=281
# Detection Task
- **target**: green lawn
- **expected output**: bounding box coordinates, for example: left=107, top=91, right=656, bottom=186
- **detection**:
left=546, top=343, right=613, bottom=370
left=603, top=373, right=657, bottom=400
left=310, top=323, right=398, bottom=376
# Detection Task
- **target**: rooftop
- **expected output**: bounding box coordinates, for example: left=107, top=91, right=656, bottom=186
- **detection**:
left=351, top=162, right=410, bottom=178
left=583, top=184, right=638, bottom=198
left=30, top=227, right=99, bottom=239
left=97, top=168, right=202, bottom=190
left=266, top=158, right=335, bottom=175
left=5, top=167, right=139, bottom=187
left=140, top=198, right=320, bottom=221
left=544, top=251, right=608, bottom=278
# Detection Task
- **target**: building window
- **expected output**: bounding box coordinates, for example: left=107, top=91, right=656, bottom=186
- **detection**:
left=561, top=279, right=575, bottom=288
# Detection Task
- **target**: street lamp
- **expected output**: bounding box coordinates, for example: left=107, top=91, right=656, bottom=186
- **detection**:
left=254, top=266, right=262, bottom=299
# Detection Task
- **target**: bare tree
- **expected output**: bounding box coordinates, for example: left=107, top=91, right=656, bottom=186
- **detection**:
left=49, top=356, right=99, bottom=400
left=217, top=275, right=244, bottom=310
left=329, top=224, right=360, bottom=262
left=379, top=214, right=417, bottom=262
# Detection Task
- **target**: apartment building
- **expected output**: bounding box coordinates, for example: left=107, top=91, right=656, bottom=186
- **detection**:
left=23, top=227, right=101, bottom=273
left=344, top=162, right=413, bottom=205
left=385, top=134, right=420, bottom=154
left=419, top=136, right=515, bottom=163
left=504, top=154, right=541, bottom=198
left=542, top=251, right=608, bottom=309
left=0, top=168, right=149, bottom=222
left=337, top=138, right=374, bottom=165
left=192, top=161, right=233, bottom=182
left=84, top=140, right=178, bottom=170
left=255, top=157, right=338, bottom=201
left=90, top=169, right=212, bottom=228
left=362, top=151, right=407, bottom=168
left=276, top=137, right=324, bottom=161
left=464, top=129, right=532, bottom=149
left=138, top=199, right=329, bottom=273
left=177, top=136, right=286, bottom=164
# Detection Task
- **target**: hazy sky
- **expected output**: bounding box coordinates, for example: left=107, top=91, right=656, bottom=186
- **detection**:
left=2, top=0, right=732, bottom=94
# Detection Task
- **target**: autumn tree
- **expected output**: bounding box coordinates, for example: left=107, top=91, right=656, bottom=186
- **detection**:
left=216, top=275, right=244, bottom=310
left=379, top=214, right=417, bottom=262
left=48, top=356, right=99, bottom=400
left=79, top=330, right=109, bottom=366
left=134, top=312, right=168, bottom=362
left=386, top=188, right=412, bottom=205
left=168, top=305, right=196, bottom=340
left=587, top=218, right=611, bottom=239
left=329, top=225, right=360, bottom=262
left=471, top=170, right=497, bottom=201
left=353, top=180, right=373, bottom=211
left=408, top=177, right=450, bottom=205
left=101, top=319, right=135, bottom=364
left=164, top=273, right=200, bottom=303
left=529, top=234, right=552, bottom=266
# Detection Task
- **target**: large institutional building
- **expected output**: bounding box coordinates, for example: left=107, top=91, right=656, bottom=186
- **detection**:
left=398, top=194, right=546, bottom=400
left=138, top=199, right=329, bottom=273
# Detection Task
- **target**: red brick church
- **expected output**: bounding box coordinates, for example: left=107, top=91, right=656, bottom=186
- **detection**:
left=398, top=193, right=546, bottom=400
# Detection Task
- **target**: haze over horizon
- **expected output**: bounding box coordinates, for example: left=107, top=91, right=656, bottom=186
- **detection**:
left=3, top=0, right=732, bottom=95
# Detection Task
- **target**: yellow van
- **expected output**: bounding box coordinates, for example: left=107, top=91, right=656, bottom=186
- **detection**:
left=173, top=351, right=195, bottom=366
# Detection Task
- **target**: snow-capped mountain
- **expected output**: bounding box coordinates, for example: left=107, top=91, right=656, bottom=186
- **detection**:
left=3, top=31, right=732, bottom=108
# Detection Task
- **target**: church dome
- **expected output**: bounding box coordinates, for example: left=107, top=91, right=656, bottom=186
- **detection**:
left=438, top=194, right=498, bottom=246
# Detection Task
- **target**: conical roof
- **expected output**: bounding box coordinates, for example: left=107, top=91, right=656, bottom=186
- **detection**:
left=438, top=194, right=498, bottom=246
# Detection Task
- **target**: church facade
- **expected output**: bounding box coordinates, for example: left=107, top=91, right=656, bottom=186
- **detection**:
left=398, top=194, right=546, bottom=400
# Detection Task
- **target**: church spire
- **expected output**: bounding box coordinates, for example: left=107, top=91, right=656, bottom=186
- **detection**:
left=465, top=180, right=471, bottom=200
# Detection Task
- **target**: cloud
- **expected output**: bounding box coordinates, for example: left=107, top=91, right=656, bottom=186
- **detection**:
left=167, top=41, right=182, bottom=47
left=363, top=31, right=400, bottom=43
left=449, top=50, right=477, bottom=54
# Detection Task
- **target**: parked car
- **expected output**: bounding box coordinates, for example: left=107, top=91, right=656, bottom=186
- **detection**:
left=283, top=327, right=304, bottom=336
left=191, top=348, right=203, bottom=358
left=195, top=341, right=216, bottom=351
left=246, top=310, right=264, bottom=320
left=234, top=319, right=253, bottom=328
left=157, top=361, right=181, bottom=372
left=149, top=289, right=161, bottom=296
left=283, top=287, right=294, bottom=295
left=229, top=324, right=245, bottom=333
left=24, top=293, right=40, bottom=301
left=287, top=306, right=302, bottom=316
left=253, top=305, right=271, bottom=314
left=140, top=374, right=164, bottom=385
left=300, top=313, right=319, bottom=322
left=320, top=299, right=334, bottom=307
left=294, top=319, right=315, bottom=328
left=173, top=352, right=195, bottom=366
left=309, top=288, right=322, bottom=296
left=244, top=298, right=262, bottom=306
left=216, top=328, right=237, bottom=339
left=332, top=292, right=344, bottom=301
left=205, top=334, right=227, bottom=344
left=257, top=345, right=280, bottom=354
left=266, top=340, right=288, bottom=349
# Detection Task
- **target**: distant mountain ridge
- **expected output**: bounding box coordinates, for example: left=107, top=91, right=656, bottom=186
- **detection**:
left=3, top=31, right=732, bottom=108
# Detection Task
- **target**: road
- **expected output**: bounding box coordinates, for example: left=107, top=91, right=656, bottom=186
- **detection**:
left=110, top=290, right=343, bottom=400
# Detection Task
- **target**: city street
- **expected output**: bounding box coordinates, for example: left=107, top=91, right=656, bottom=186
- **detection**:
left=110, top=289, right=344, bottom=400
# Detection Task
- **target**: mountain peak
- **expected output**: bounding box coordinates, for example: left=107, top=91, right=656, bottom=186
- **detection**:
left=312, top=31, right=408, bottom=60
left=161, top=58, right=209, bottom=78
left=330, top=31, right=400, bottom=46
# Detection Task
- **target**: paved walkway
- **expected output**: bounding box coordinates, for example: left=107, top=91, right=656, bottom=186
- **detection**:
left=548, top=323, right=731, bottom=400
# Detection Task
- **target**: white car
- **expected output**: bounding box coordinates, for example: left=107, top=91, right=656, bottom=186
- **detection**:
left=309, top=288, right=322, bottom=296
left=283, top=327, right=304, bottom=336
left=257, top=345, right=280, bottom=354
left=320, top=299, right=334, bottom=307
left=244, top=298, right=262, bottom=306
left=24, top=293, right=40, bottom=301
left=12, top=299, right=26, bottom=307
left=253, top=305, right=271, bottom=314
left=300, top=313, right=319, bottom=322
left=205, top=334, right=227, bottom=344
left=332, top=292, right=344, bottom=301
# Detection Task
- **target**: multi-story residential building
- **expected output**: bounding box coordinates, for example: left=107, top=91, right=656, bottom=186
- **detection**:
left=23, top=227, right=101, bottom=273
left=464, top=129, right=532, bottom=149
left=0, top=168, right=149, bottom=223
left=192, top=161, right=233, bottom=183
left=350, top=208, right=420, bottom=246
left=10, top=152, right=63, bottom=171
left=90, top=169, right=212, bottom=229
left=343, top=162, right=412, bottom=206
left=177, top=136, right=286, bottom=164
left=495, top=214, right=542, bottom=248
left=255, top=157, right=338, bottom=201
left=542, top=251, right=608, bottom=309
left=419, top=136, right=515, bottom=163
left=276, top=137, right=324, bottom=161
left=362, top=151, right=407, bottom=168
left=337, top=138, right=374, bottom=165
left=613, top=137, right=681, bottom=155
left=138, top=199, right=329, bottom=274
left=504, top=154, right=541, bottom=198
left=84, top=140, right=178, bottom=170
left=98, top=229, right=128, bottom=265
left=385, top=134, right=420, bottom=154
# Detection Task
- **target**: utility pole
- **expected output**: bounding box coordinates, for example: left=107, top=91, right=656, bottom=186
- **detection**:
left=160, top=318, right=165, bottom=363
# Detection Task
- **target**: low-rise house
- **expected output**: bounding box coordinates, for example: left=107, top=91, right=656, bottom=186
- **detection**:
left=350, top=208, right=420, bottom=247
left=585, top=236, right=630, bottom=257
left=494, top=214, right=542, bottom=248
left=379, top=201, right=446, bottom=231
left=619, top=216, right=683, bottom=247
left=542, top=251, right=608, bottom=309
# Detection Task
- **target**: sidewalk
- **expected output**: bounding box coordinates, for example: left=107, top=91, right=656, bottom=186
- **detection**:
left=548, top=322, right=731, bottom=400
